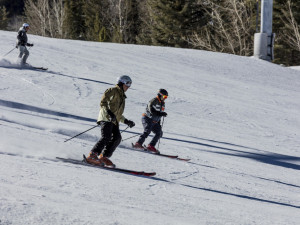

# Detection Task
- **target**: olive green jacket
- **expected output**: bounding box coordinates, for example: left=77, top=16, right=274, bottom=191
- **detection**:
left=97, top=85, right=127, bottom=125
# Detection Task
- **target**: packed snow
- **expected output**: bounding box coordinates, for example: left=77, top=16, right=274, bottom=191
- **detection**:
left=0, top=30, right=299, bottom=225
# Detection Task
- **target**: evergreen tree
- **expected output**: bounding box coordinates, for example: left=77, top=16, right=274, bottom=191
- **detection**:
left=83, top=0, right=108, bottom=42
left=148, top=0, right=204, bottom=48
left=0, top=5, right=8, bottom=29
left=135, top=0, right=152, bottom=45
left=64, top=0, right=85, bottom=39
left=124, top=0, right=140, bottom=43
left=0, top=0, right=24, bottom=16
left=273, top=0, right=300, bottom=65
left=111, top=0, right=140, bottom=44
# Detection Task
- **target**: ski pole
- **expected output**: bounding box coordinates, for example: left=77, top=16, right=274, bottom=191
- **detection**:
left=64, top=124, right=99, bottom=142
left=2, top=47, right=16, bottom=57
left=120, top=126, right=129, bottom=134
left=122, top=133, right=140, bottom=142
left=157, top=117, right=165, bottom=151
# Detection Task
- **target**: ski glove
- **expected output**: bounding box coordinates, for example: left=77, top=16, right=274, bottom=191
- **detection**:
left=27, top=43, right=34, bottom=47
left=107, top=109, right=116, bottom=122
left=124, top=119, right=135, bottom=128
left=160, top=112, right=167, bottom=117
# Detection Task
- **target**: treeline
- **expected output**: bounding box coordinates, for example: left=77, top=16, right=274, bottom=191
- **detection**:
left=0, top=0, right=299, bottom=66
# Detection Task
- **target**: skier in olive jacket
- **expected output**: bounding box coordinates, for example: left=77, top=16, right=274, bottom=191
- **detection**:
left=133, top=89, right=168, bottom=153
left=16, top=23, right=34, bottom=65
left=86, top=75, right=135, bottom=167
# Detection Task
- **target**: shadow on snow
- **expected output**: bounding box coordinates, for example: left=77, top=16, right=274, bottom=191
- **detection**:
left=1, top=99, right=299, bottom=171
left=0, top=99, right=95, bottom=123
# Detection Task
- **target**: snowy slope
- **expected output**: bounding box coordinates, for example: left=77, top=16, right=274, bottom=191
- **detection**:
left=291, top=66, right=300, bottom=71
left=0, top=30, right=300, bottom=225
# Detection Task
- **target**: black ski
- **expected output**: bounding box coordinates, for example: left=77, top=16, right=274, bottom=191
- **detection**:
left=131, top=144, right=190, bottom=161
left=56, top=155, right=156, bottom=177
left=32, top=66, right=48, bottom=71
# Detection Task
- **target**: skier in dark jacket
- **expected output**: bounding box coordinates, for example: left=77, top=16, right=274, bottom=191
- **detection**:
left=16, top=23, right=34, bottom=65
left=133, top=89, right=168, bottom=153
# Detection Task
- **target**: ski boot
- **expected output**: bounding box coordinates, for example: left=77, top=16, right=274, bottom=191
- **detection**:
left=85, top=151, right=103, bottom=166
left=99, top=154, right=116, bottom=168
left=146, top=144, right=160, bottom=154
left=133, top=142, right=144, bottom=150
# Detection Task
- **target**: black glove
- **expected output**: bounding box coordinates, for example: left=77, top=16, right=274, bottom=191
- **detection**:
left=27, top=43, right=34, bottom=47
left=124, top=119, right=135, bottom=128
left=107, top=109, right=116, bottom=122
left=160, top=112, right=167, bottom=117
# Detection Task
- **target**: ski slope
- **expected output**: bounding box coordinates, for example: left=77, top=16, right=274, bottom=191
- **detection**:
left=0, top=30, right=300, bottom=225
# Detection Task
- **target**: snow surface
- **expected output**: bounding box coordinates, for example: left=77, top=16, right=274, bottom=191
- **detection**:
left=290, top=66, right=300, bottom=71
left=0, top=30, right=300, bottom=225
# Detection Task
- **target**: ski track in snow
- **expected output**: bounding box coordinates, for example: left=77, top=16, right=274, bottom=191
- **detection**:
left=19, top=77, right=56, bottom=106
left=1, top=70, right=55, bottom=106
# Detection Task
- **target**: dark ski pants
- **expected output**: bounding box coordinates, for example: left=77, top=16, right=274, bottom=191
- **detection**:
left=91, top=121, right=121, bottom=158
left=137, top=116, right=162, bottom=147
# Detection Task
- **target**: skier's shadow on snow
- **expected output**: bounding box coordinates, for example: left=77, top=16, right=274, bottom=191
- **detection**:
left=0, top=99, right=95, bottom=123
left=2, top=151, right=298, bottom=209
left=149, top=173, right=300, bottom=209
left=179, top=183, right=300, bottom=209
left=123, top=130, right=300, bottom=171
left=45, top=70, right=137, bottom=90
left=1, top=99, right=299, bottom=171
left=1, top=65, right=114, bottom=86
left=199, top=147, right=300, bottom=171
left=123, top=130, right=264, bottom=153
left=46, top=70, right=114, bottom=85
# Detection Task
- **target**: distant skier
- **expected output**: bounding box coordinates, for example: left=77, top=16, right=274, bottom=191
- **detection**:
left=16, top=23, right=34, bottom=66
left=86, top=75, right=135, bottom=167
left=133, top=89, right=168, bottom=153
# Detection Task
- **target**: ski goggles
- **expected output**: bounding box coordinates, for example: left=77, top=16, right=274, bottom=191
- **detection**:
left=161, top=94, right=168, bottom=99
left=124, top=81, right=132, bottom=87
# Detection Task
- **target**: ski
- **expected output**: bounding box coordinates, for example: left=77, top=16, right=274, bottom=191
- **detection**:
left=32, top=66, right=48, bottom=71
left=56, top=156, right=156, bottom=177
left=131, top=144, right=190, bottom=161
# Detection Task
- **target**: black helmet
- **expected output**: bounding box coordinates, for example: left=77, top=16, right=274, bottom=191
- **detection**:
left=158, top=89, right=168, bottom=98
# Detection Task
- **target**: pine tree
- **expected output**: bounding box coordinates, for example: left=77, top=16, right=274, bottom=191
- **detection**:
left=148, top=0, right=203, bottom=48
left=64, top=0, right=85, bottom=39
left=135, top=0, right=152, bottom=45
left=0, top=6, right=8, bottom=30
left=111, top=0, right=140, bottom=44
left=83, top=0, right=108, bottom=42
left=124, top=0, right=140, bottom=43
left=273, top=0, right=300, bottom=65
left=0, top=0, right=24, bottom=16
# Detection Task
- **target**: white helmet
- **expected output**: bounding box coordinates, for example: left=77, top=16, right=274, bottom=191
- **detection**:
left=117, top=75, right=132, bottom=87
left=23, top=23, right=30, bottom=28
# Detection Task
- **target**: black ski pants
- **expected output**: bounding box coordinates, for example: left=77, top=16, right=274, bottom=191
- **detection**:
left=91, top=121, right=121, bottom=158
left=137, top=116, right=162, bottom=147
